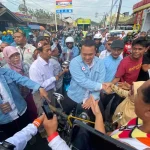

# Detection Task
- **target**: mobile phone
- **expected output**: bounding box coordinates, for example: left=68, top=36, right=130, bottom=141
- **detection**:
left=42, top=100, right=53, bottom=120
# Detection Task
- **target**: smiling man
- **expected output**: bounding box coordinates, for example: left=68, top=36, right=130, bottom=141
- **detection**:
left=62, top=40, right=108, bottom=115
left=112, top=38, right=148, bottom=86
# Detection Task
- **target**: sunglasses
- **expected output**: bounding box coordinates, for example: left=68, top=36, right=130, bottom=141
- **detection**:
left=66, top=42, right=73, bottom=45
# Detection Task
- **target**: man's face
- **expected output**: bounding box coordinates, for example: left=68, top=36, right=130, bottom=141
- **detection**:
left=111, top=48, right=123, bottom=59
left=94, top=39, right=101, bottom=45
left=81, top=45, right=95, bottom=65
left=106, top=41, right=113, bottom=52
left=66, top=42, right=73, bottom=49
left=52, top=33, right=56, bottom=38
left=132, top=44, right=147, bottom=59
left=40, top=45, right=52, bottom=61
left=140, top=32, right=147, bottom=38
left=134, top=81, right=150, bottom=121
left=14, top=33, right=26, bottom=45
left=54, top=40, right=59, bottom=45
left=0, top=43, right=9, bottom=52
left=51, top=48, right=59, bottom=57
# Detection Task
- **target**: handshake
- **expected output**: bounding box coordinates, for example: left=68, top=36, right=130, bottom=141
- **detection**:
left=102, top=82, right=113, bottom=94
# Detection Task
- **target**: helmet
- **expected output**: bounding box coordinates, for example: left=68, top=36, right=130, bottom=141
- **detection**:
left=29, top=32, right=33, bottom=35
left=7, top=30, right=11, bottom=33
left=65, top=37, right=74, bottom=43
left=86, top=33, right=92, bottom=37
left=44, top=33, right=50, bottom=37
left=3, top=31, right=6, bottom=35
left=94, top=34, right=102, bottom=40
left=127, top=32, right=132, bottom=36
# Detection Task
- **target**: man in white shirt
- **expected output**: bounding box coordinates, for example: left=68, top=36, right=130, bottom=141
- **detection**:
left=14, top=30, right=36, bottom=65
left=29, top=44, right=64, bottom=115
left=50, top=44, right=68, bottom=94
left=99, top=37, right=116, bottom=59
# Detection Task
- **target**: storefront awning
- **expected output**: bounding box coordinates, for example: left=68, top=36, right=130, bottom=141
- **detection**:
left=28, top=24, right=40, bottom=30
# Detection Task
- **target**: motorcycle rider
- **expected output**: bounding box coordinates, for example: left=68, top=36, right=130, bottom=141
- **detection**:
left=61, top=36, right=79, bottom=62
left=94, top=34, right=105, bottom=56
left=85, top=33, right=92, bottom=40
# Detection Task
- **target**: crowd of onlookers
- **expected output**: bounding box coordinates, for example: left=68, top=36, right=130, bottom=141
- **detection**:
left=0, top=27, right=150, bottom=149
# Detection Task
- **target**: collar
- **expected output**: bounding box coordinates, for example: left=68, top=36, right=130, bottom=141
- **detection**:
left=87, top=61, right=94, bottom=69
left=51, top=56, right=58, bottom=61
left=38, top=56, right=49, bottom=66
left=17, top=43, right=28, bottom=49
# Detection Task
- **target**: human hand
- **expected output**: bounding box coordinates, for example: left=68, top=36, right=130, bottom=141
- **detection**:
left=118, top=82, right=131, bottom=90
left=39, top=88, right=50, bottom=102
left=90, top=96, right=102, bottom=117
left=102, top=82, right=112, bottom=91
left=55, top=76, right=59, bottom=81
left=82, top=96, right=92, bottom=109
left=105, top=86, right=113, bottom=94
left=43, top=114, right=58, bottom=136
left=0, top=102, right=12, bottom=114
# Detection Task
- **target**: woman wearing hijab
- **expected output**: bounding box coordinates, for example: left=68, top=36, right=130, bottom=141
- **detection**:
left=3, top=46, right=37, bottom=121
left=111, top=81, right=145, bottom=126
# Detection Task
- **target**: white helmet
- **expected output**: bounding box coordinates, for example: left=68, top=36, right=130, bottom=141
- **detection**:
left=94, top=34, right=102, bottom=40
left=65, top=36, right=74, bottom=43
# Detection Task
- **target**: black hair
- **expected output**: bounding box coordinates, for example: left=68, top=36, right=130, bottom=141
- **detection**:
left=81, top=40, right=95, bottom=48
left=132, top=37, right=148, bottom=48
left=37, top=44, right=50, bottom=52
left=14, top=28, right=26, bottom=37
left=141, top=84, right=150, bottom=104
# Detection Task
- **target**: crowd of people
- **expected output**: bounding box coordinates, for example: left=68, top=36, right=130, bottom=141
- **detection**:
left=0, top=27, right=150, bottom=150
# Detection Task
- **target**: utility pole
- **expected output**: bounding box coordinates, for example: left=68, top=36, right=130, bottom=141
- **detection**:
left=23, top=0, right=27, bottom=14
left=115, top=0, right=122, bottom=29
left=109, top=0, right=114, bottom=30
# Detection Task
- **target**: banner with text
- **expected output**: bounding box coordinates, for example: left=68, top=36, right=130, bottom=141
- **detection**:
left=56, top=0, right=73, bottom=13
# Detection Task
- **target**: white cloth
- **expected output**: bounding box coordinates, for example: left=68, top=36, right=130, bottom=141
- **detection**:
left=99, top=50, right=123, bottom=60
left=0, top=79, right=26, bottom=122
left=50, top=57, right=63, bottom=90
left=48, top=135, right=70, bottom=150
left=29, top=56, right=56, bottom=91
left=16, top=43, right=36, bottom=65
left=0, top=40, right=2, bottom=45
left=99, top=50, right=111, bottom=59
left=6, top=124, right=38, bottom=150
left=6, top=123, right=70, bottom=150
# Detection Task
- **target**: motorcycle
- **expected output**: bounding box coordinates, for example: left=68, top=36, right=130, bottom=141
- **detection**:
left=47, top=93, right=124, bottom=149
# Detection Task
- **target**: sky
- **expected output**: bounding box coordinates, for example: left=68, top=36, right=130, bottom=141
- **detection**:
left=1, top=0, right=141, bottom=22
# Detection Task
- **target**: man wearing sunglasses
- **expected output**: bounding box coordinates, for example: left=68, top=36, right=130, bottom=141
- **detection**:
left=99, top=37, right=119, bottom=59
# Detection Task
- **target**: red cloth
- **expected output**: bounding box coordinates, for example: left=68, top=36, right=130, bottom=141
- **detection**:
left=25, top=93, right=38, bottom=122
left=124, top=44, right=132, bottom=55
left=115, top=56, right=142, bottom=84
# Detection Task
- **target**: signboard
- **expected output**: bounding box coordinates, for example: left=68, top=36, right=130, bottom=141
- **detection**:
left=56, top=0, right=73, bottom=14
left=77, top=19, right=91, bottom=25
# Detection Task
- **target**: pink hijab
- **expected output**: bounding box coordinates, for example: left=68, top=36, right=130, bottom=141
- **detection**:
left=3, top=46, right=24, bottom=75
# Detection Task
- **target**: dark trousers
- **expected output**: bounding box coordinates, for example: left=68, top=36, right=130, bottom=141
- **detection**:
left=61, top=95, right=105, bottom=121
left=0, top=111, right=30, bottom=142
